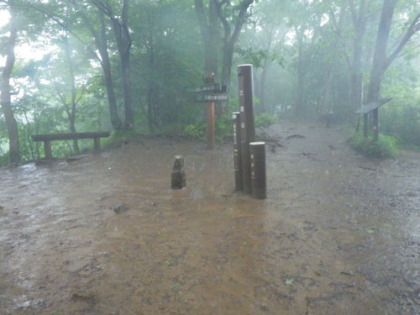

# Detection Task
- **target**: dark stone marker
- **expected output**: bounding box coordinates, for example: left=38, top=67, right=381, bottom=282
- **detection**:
left=233, top=112, right=243, bottom=191
left=241, top=141, right=251, bottom=194
left=171, top=155, right=186, bottom=189
left=250, top=142, right=266, bottom=199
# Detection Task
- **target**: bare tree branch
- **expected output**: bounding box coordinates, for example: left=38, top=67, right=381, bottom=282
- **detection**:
left=386, top=12, right=420, bottom=68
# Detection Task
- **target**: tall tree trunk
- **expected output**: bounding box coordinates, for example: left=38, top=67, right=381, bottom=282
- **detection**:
left=257, top=30, right=274, bottom=114
left=0, top=1, right=20, bottom=166
left=92, top=0, right=133, bottom=130
left=294, top=22, right=320, bottom=118
left=195, top=0, right=219, bottom=77
left=222, top=41, right=234, bottom=91
left=320, top=68, right=334, bottom=116
left=119, top=48, right=133, bottom=130
left=367, top=0, right=396, bottom=141
left=80, top=4, right=123, bottom=130
left=258, top=60, right=271, bottom=114
left=219, top=0, right=253, bottom=91
left=320, top=9, right=345, bottom=121
left=112, top=0, right=133, bottom=130
left=63, top=36, right=79, bottom=152
left=146, top=7, right=155, bottom=133
left=367, top=0, right=395, bottom=102
left=295, top=29, right=306, bottom=117
left=195, top=0, right=253, bottom=89
left=348, top=0, right=366, bottom=113
left=366, top=0, right=420, bottom=141
left=97, top=11, right=123, bottom=131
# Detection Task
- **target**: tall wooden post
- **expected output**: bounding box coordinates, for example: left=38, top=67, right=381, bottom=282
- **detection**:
left=373, top=108, right=379, bottom=141
left=363, top=113, right=368, bottom=138
left=93, top=137, right=101, bottom=152
left=233, top=112, right=243, bottom=191
left=250, top=142, right=266, bottom=199
left=203, top=73, right=216, bottom=149
left=207, top=101, right=215, bottom=149
left=238, top=64, right=256, bottom=194
left=44, top=140, right=52, bottom=160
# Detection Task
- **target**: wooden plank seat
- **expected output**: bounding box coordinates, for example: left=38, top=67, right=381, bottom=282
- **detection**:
left=31, top=131, right=110, bottom=159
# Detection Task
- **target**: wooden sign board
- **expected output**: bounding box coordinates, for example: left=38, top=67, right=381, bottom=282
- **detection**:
left=195, top=94, right=228, bottom=103
left=194, top=84, right=226, bottom=94
left=356, top=98, right=392, bottom=114
left=195, top=85, right=218, bottom=93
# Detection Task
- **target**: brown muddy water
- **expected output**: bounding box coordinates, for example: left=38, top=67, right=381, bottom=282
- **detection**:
left=0, top=121, right=419, bottom=315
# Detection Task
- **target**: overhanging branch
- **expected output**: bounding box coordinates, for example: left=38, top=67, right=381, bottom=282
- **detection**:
left=386, top=12, right=420, bottom=69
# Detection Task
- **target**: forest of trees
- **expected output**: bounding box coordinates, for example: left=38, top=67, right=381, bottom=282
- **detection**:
left=0, top=0, right=419, bottom=165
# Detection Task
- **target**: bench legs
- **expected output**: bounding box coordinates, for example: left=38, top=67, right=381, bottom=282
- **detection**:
left=44, top=140, right=52, bottom=160
left=94, top=137, right=100, bottom=152
left=41, top=137, right=102, bottom=159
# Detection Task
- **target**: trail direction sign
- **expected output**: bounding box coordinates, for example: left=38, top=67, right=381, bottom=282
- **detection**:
left=195, top=94, right=228, bottom=103
left=356, top=98, right=392, bottom=114
left=194, top=83, right=227, bottom=103
left=357, top=97, right=392, bottom=142
left=194, top=84, right=226, bottom=94
left=193, top=81, right=227, bottom=148
left=204, top=94, right=228, bottom=101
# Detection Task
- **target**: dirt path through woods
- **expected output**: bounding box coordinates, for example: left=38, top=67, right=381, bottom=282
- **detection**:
left=0, top=120, right=419, bottom=314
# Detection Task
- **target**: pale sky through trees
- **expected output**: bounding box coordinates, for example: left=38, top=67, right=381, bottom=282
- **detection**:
left=0, top=9, right=9, bottom=28
left=0, top=8, right=53, bottom=64
left=0, top=9, right=10, bottom=65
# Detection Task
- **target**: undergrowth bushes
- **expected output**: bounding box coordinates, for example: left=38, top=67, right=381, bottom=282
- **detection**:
left=348, top=132, right=399, bottom=159
left=255, top=113, right=277, bottom=128
left=183, top=113, right=278, bottom=142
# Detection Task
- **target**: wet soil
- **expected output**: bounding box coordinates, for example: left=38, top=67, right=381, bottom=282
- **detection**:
left=0, top=120, right=419, bottom=315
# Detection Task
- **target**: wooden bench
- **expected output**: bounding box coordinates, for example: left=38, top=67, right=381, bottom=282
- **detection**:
left=31, top=131, right=110, bottom=159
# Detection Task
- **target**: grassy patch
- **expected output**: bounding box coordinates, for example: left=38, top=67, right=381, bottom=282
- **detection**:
left=183, top=116, right=233, bottom=142
left=348, top=132, right=399, bottom=159
left=103, top=130, right=138, bottom=148
left=255, top=113, right=277, bottom=128
left=184, top=122, right=205, bottom=141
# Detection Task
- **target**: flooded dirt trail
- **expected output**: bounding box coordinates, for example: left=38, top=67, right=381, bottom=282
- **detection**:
left=0, top=121, right=419, bottom=314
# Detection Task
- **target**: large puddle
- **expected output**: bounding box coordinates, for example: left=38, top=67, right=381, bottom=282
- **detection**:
left=0, top=121, right=419, bottom=314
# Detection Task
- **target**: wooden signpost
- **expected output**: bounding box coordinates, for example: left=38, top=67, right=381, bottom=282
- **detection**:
left=193, top=66, right=267, bottom=199
left=235, top=64, right=266, bottom=199
left=194, top=76, right=227, bottom=149
left=233, top=112, right=243, bottom=191
left=357, top=97, right=392, bottom=141
left=238, top=65, right=255, bottom=194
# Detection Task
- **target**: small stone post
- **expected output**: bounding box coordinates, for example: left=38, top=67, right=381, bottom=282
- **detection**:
left=171, top=155, right=186, bottom=189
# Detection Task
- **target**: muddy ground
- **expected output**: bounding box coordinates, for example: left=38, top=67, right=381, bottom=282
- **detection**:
left=0, top=120, right=419, bottom=315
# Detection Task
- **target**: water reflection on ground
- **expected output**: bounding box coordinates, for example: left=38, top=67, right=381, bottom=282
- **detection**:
left=0, top=122, right=419, bottom=314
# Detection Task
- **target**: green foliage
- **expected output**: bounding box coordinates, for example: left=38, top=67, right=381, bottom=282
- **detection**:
left=183, top=114, right=234, bottom=143
left=255, top=113, right=277, bottom=128
left=103, top=130, right=137, bottom=149
left=215, top=115, right=233, bottom=142
left=184, top=122, right=205, bottom=141
left=349, top=132, right=399, bottom=159
left=381, top=104, right=420, bottom=147
left=0, top=0, right=419, bottom=166
left=235, top=47, right=282, bottom=68
left=131, top=0, right=202, bottom=132
left=379, top=54, right=420, bottom=148
left=0, top=152, right=10, bottom=166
